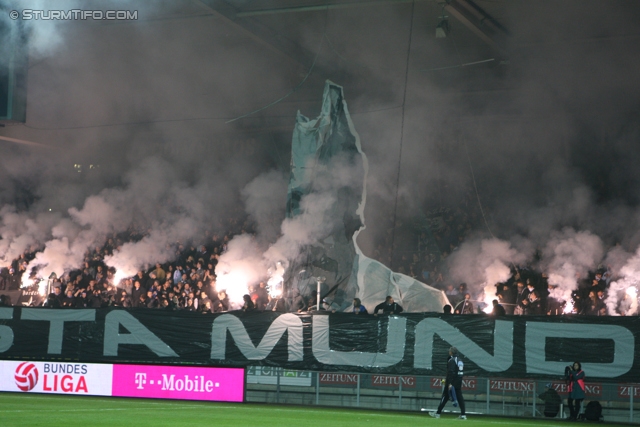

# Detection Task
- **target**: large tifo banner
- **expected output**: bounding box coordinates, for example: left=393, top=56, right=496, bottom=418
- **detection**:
left=1, top=307, right=640, bottom=382
left=0, top=360, right=245, bottom=401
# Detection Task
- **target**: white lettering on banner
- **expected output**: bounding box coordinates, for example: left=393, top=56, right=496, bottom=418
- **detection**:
left=430, top=377, right=477, bottom=390
left=5, top=310, right=640, bottom=380
left=103, top=311, right=178, bottom=357
left=490, top=379, right=534, bottom=392
left=210, top=313, right=303, bottom=361
left=463, top=378, right=477, bottom=390
left=550, top=381, right=601, bottom=396
left=413, top=318, right=513, bottom=371
left=135, top=373, right=147, bottom=389
left=0, top=307, right=14, bottom=352
left=371, top=375, right=416, bottom=388
left=618, top=385, right=640, bottom=398
left=312, top=316, right=406, bottom=367
left=319, top=373, right=359, bottom=384
left=585, top=384, right=602, bottom=397
left=161, top=374, right=216, bottom=392
left=552, top=382, right=568, bottom=393
left=525, top=322, right=635, bottom=378
left=21, top=309, right=95, bottom=354
left=431, top=377, right=445, bottom=388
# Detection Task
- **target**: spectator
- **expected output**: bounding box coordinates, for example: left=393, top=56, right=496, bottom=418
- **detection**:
left=583, top=290, right=606, bottom=316
left=497, top=283, right=516, bottom=315
left=538, top=383, right=561, bottom=418
left=514, top=281, right=527, bottom=315
left=290, top=289, right=306, bottom=313
left=214, top=291, right=229, bottom=312
left=445, top=284, right=460, bottom=306
left=352, top=298, right=368, bottom=314
left=373, top=296, right=403, bottom=315
left=45, top=287, right=63, bottom=308
left=455, top=293, right=474, bottom=314
left=526, top=291, right=543, bottom=315
left=89, top=289, right=104, bottom=308
left=242, top=294, right=255, bottom=312
left=566, top=362, right=586, bottom=421
left=116, top=290, right=132, bottom=307
left=144, top=291, right=158, bottom=309
left=74, top=289, right=89, bottom=308
left=255, top=282, right=269, bottom=310
left=131, top=281, right=145, bottom=308
left=61, top=289, right=76, bottom=308
left=52, top=285, right=64, bottom=305
left=204, top=300, right=216, bottom=313
left=185, top=297, right=197, bottom=312
left=266, top=295, right=288, bottom=312
left=153, top=263, right=166, bottom=283
left=491, top=299, right=506, bottom=316
left=173, top=264, right=183, bottom=285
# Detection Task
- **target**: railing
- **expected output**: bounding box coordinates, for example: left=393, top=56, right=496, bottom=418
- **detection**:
left=244, top=367, right=639, bottom=424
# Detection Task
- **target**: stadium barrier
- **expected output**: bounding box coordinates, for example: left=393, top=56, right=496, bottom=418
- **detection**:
left=0, top=359, right=637, bottom=423
left=2, top=307, right=640, bottom=422
left=245, top=368, right=640, bottom=424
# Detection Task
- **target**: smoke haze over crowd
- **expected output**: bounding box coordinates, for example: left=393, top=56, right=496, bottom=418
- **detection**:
left=2, top=0, right=640, bottom=312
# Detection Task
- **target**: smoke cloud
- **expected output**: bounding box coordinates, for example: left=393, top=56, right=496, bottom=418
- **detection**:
left=447, top=237, right=531, bottom=306
left=1, top=2, right=640, bottom=313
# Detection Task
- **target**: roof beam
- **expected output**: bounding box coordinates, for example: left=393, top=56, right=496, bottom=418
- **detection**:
left=234, top=0, right=425, bottom=17
left=195, top=0, right=318, bottom=69
left=441, top=0, right=509, bottom=57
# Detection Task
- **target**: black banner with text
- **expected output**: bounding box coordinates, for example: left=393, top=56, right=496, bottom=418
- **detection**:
left=0, top=307, right=639, bottom=382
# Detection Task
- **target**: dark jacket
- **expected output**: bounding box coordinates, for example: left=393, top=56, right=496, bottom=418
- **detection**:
left=373, top=301, right=403, bottom=314
left=446, top=354, right=464, bottom=387
left=539, top=388, right=561, bottom=415
left=491, top=303, right=506, bottom=316
left=567, top=369, right=586, bottom=399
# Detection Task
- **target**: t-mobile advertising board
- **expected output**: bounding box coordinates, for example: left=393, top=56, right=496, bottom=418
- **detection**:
left=0, top=360, right=244, bottom=402
left=112, top=364, right=244, bottom=401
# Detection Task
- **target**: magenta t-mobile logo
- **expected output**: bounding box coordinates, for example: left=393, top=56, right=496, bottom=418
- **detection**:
left=134, top=373, right=147, bottom=389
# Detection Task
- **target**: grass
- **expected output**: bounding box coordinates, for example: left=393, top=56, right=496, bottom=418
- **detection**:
left=0, top=393, right=627, bottom=427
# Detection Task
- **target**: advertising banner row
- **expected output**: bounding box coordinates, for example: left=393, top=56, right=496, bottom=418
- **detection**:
left=0, top=360, right=245, bottom=402
left=3, top=360, right=637, bottom=403
left=1, top=307, right=640, bottom=381
left=316, top=373, right=640, bottom=399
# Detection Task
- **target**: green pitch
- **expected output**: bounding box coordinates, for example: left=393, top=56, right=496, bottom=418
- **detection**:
left=0, top=393, right=625, bottom=427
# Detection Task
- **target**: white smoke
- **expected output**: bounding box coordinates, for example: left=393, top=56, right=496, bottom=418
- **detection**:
left=12, top=154, right=226, bottom=285
left=213, top=234, right=266, bottom=307
left=3, top=2, right=640, bottom=316
left=541, top=228, right=604, bottom=305
left=606, top=247, right=640, bottom=316
left=241, top=170, right=288, bottom=244
left=0, top=206, right=60, bottom=263
left=448, top=237, right=530, bottom=308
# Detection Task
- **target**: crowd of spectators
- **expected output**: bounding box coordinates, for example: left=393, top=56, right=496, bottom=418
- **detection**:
left=0, top=212, right=249, bottom=311
left=362, top=182, right=638, bottom=316
left=440, top=266, right=621, bottom=316
left=0, top=211, right=334, bottom=313
left=0, top=191, right=637, bottom=315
